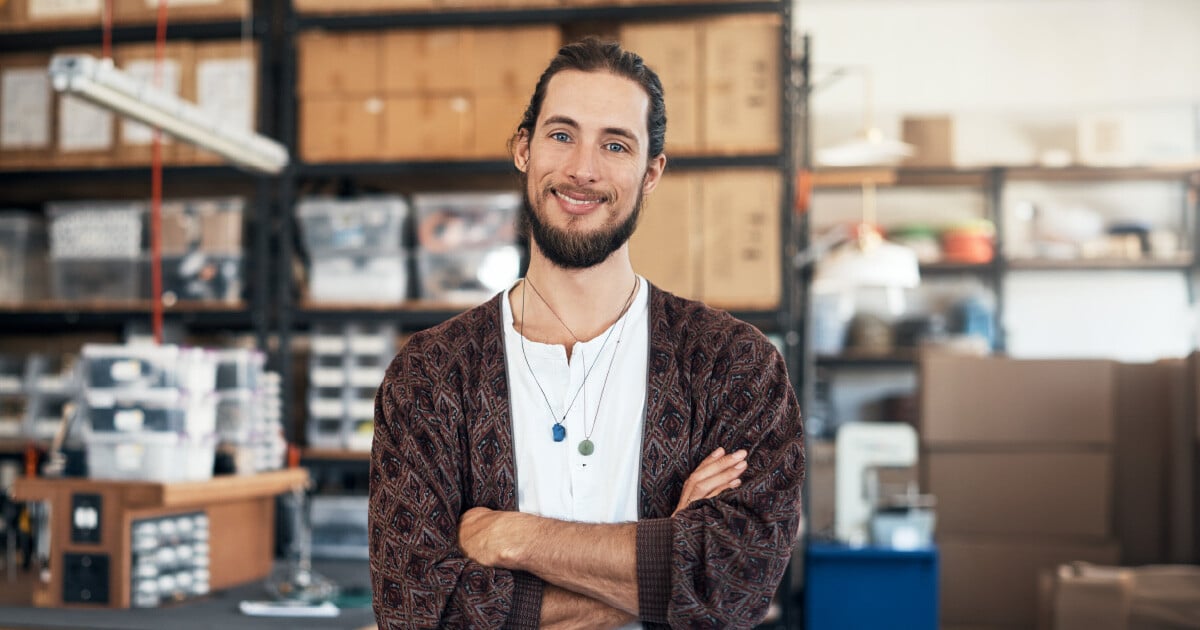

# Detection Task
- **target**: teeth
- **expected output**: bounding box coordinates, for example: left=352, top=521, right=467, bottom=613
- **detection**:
left=555, top=191, right=601, bottom=206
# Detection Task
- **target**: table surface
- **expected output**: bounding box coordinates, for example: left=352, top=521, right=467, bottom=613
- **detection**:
left=0, top=560, right=377, bottom=630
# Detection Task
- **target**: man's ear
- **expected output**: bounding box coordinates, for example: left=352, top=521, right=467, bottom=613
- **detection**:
left=513, top=129, right=531, bottom=173
left=642, top=153, right=667, bottom=195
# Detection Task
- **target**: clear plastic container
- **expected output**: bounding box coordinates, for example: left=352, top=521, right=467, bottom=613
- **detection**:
left=82, top=344, right=216, bottom=393
left=310, top=322, right=397, bottom=356
left=162, top=197, right=245, bottom=257
left=309, top=253, right=407, bottom=303
left=85, top=390, right=216, bottom=436
left=86, top=431, right=217, bottom=482
left=47, top=201, right=145, bottom=259
left=412, top=191, right=520, bottom=253
left=214, top=348, right=264, bottom=391
left=416, top=245, right=521, bottom=304
left=155, top=253, right=244, bottom=304
left=0, top=212, right=46, bottom=302
left=310, top=495, right=369, bottom=559
left=215, top=389, right=260, bottom=442
left=52, top=257, right=141, bottom=301
left=297, top=196, right=408, bottom=255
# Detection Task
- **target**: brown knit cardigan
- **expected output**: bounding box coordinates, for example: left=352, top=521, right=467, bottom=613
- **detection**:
left=369, top=286, right=805, bottom=629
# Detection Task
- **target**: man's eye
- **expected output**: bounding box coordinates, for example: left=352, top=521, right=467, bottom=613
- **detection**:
left=551, top=132, right=570, bottom=142
left=605, top=143, right=626, bottom=153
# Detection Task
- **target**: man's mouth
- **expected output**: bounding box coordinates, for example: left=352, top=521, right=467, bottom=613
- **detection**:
left=552, top=188, right=607, bottom=206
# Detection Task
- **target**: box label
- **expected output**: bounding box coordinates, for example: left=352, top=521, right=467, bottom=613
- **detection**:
left=122, top=59, right=181, bottom=146
left=1, top=68, right=51, bottom=150
left=28, top=0, right=99, bottom=18
left=197, top=57, right=253, bottom=131
left=59, top=94, right=113, bottom=152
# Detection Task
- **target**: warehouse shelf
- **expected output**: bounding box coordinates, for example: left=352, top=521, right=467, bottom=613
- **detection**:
left=294, top=154, right=784, bottom=179
left=812, top=164, right=1200, bottom=190
left=1006, top=256, right=1194, bottom=271
left=816, top=352, right=918, bottom=369
left=293, top=1, right=783, bottom=31
left=919, top=261, right=996, bottom=274
left=1006, top=164, right=1200, bottom=182
left=301, top=447, right=371, bottom=462
left=0, top=19, right=267, bottom=52
left=0, top=300, right=253, bottom=329
left=0, top=165, right=264, bottom=184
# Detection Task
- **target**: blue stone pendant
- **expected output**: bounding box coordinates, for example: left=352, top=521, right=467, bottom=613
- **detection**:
left=552, top=424, right=566, bottom=442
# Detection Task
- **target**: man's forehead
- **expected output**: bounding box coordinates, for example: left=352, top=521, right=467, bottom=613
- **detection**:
left=538, top=69, right=650, bottom=131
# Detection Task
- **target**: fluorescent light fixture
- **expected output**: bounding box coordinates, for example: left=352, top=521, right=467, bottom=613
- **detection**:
left=48, top=54, right=288, bottom=175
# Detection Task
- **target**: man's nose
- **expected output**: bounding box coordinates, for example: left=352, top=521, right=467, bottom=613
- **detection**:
left=564, top=144, right=597, bottom=185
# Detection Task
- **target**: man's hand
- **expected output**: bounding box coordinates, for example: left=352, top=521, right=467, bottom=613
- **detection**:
left=459, top=506, right=528, bottom=568
left=673, top=447, right=748, bottom=516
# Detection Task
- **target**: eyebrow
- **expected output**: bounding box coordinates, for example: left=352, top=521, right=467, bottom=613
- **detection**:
left=543, top=115, right=641, bottom=148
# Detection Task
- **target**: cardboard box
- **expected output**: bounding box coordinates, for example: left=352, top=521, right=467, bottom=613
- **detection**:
left=383, top=95, right=472, bottom=160
left=699, top=169, right=781, bottom=309
left=298, top=31, right=382, bottom=97
left=1114, top=361, right=1175, bottom=565
left=191, top=41, right=258, bottom=165
left=925, top=450, right=1113, bottom=538
left=920, top=354, right=1116, bottom=447
left=702, top=14, right=780, bottom=155
left=619, top=21, right=702, bottom=156
left=629, top=172, right=701, bottom=300
left=300, top=96, right=385, bottom=162
left=113, top=0, right=247, bottom=24
left=471, top=26, right=559, bottom=94
left=902, top=116, right=954, bottom=167
left=472, top=91, right=524, bottom=158
left=939, top=536, right=1120, bottom=627
left=383, top=28, right=475, bottom=94
left=0, top=52, right=55, bottom=169
left=114, top=42, right=195, bottom=165
left=292, top=0, right=435, bottom=13
left=15, top=0, right=101, bottom=30
left=1047, top=565, right=1132, bottom=630
left=0, top=0, right=22, bottom=30
left=53, top=47, right=115, bottom=167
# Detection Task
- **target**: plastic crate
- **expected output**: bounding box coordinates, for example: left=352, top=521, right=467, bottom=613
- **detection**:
left=81, top=344, right=217, bottom=393
left=47, top=201, right=145, bottom=259
left=311, top=495, right=369, bottom=560
left=416, top=245, right=521, bottom=304
left=214, top=348, right=264, bottom=391
left=153, top=253, right=244, bottom=303
left=85, top=390, right=216, bottom=436
left=0, top=212, right=46, bottom=302
left=297, top=196, right=407, bottom=255
left=52, top=257, right=141, bottom=301
left=309, top=253, right=407, bottom=303
left=412, top=191, right=520, bottom=252
left=86, top=431, right=217, bottom=482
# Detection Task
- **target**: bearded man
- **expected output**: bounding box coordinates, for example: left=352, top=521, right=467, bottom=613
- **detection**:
left=369, top=38, right=805, bottom=629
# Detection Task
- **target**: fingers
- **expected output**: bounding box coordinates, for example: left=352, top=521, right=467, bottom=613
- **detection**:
left=674, top=448, right=749, bottom=515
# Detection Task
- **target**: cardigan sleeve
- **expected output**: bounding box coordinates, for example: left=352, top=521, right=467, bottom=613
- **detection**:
left=635, top=330, right=805, bottom=629
left=369, top=335, right=544, bottom=629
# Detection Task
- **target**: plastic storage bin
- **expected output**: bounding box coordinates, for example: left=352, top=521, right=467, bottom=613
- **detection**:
left=309, top=253, right=408, bottom=303
left=412, top=192, right=520, bottom=253
left=162, top=197, right=244, bottom=257
left=86, top=431, right=217, bottom=482
left=214, top=348, right=264, bottom=391
left=82, top=344, right=217, bottom=393
left=416, top=245, right=521, bottom=304
left=0, top=212, right=46, bottom=302
left=153, top=253, right=243, bottom=303
left=297, top=196, right=408, bottom=255
left=52, top=257, right=141, bottom=301
left=47, top=201, right=145, bottom=259
left=805, top=543, right=939, bottom=630
left=85, top=390, right=217, bottom=435
left=311, top=496, right=369, bottom=560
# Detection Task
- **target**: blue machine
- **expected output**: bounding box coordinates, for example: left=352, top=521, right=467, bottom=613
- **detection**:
left=804, top=543, right=939, bottom=630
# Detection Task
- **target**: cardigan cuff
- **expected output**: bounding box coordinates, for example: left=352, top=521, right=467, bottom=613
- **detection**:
left=504, top=571, right=545, bottom=629
left=636, top=517, right=673, bottom=624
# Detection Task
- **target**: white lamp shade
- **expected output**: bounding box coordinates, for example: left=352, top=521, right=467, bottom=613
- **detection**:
left=813, top=239, right=921, bottom=293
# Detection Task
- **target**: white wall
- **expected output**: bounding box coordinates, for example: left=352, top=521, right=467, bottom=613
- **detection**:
left=800, top=0, right=1199, bottom=362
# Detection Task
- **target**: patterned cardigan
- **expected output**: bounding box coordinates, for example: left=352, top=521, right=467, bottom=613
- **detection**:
left=369, top=286, right=805, bottom=629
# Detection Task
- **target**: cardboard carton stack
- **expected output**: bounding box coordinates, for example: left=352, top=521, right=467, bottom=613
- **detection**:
left=619, top=14, right=781, bottom=157
left=298, top=26, right=559, bottom=162
left=921, top=354, right=1122, bottom=628
left=0, top=41, right=257, bottom=169
left=628, top=169, right=781, bottom=309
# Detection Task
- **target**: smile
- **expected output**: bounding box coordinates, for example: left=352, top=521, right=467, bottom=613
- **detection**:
left=553, top=190, right=606, bottom=205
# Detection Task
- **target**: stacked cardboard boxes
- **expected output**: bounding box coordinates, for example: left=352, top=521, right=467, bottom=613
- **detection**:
left=0, top=0, right=248, bottom=30
left=619, top=14, right=781, bottom=157
left=921, top=353, right=1188, bottom=629
left=298, top=25, right=559, bottom=162
left=0, top=40, right=257, bottom=169
left=629, top=169, right=781, bottom=308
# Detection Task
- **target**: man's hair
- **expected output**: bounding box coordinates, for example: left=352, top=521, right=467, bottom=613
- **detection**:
left=512, top=38, right=667, bottom=159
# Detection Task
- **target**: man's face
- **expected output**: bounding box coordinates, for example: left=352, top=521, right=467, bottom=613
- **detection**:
left=514, top=69, right=665, bottom=269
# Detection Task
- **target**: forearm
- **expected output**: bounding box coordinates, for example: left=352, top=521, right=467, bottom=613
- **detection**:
left=541, top=584, right=636, bottom=630
left=503, top=514, right=640, bottom=615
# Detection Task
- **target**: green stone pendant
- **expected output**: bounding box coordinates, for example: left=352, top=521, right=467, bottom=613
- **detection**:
left=578, top=439, right=595, bottom=456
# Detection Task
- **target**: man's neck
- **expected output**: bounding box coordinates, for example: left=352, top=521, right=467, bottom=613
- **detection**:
left=515, top=245, right=639, bottom=347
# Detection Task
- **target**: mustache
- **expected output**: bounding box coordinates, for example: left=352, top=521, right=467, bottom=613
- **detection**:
left=541, top=181, right=613, bottom=203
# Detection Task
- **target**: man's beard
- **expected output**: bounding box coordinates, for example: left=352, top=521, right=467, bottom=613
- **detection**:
left=519, top=175, right=645, bottom=270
